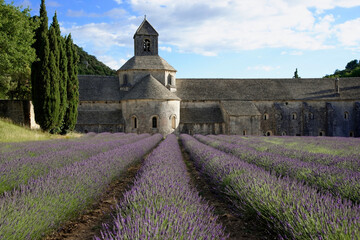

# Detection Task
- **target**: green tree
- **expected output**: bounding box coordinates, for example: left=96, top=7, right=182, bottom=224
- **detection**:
left=31, top=0, right=50, bottom=128
left=46, top=25, right=61, bottom=132
left=50, top=12, right=69, bottom=131
left=345, top=59, right=359, bottom=71
left=0, top=0, right=37, bottom=99
left=48, top=13, right=65, bottom=132
left=62, top=34, right=79, bottom=133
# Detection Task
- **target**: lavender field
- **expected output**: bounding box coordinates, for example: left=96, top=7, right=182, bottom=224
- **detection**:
left=0, top=133, right=359, bottom=239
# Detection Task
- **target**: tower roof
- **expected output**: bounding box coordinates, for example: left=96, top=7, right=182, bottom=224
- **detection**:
left=122, top=74, right=180, bottom=100
left=133, top=18, right=159, bottom=38
left=118, top=55, right=176, bottom=72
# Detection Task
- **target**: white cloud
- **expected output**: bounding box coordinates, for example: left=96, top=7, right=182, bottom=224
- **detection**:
left=63, top=0, right=360, bottom=59
left=98, top=55, right=126, bottom=70
left=334, top=18, right=360, bottom=47
left=62, top=23, right=131, bottom=55
left=114, top=0, right=123, bottom=4
left=159, top=46, right=172, bottom=52
left=128, top=0, right=358, bottom=55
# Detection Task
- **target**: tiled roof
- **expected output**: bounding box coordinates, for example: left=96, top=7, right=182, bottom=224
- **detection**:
left=78, top=75, right=124, bottom=101
left=118, top=56, right=176, bottom=71
left=122, top=74, right=180, bottom=100
left=176, top=78, right=360, bottom=101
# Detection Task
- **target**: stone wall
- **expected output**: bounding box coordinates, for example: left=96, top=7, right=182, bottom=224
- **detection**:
left=252, top=101, right=359, bottom=137
left=121, top=99, right=180, bottom=135
left=0, top=100, right=39, bottom=129
left=75, top=101, right=123, bottom=133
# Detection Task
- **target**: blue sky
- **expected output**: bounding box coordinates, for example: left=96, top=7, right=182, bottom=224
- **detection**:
left=7, top=0, right=360, bottom=78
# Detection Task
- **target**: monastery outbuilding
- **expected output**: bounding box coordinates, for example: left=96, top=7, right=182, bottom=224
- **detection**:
left=75, top=18, right=360, bottom=137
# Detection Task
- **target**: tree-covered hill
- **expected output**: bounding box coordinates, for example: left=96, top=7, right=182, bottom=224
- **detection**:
left=76, top=45, right=117, bottom=76
left=324, top=59, right=360, bottom=78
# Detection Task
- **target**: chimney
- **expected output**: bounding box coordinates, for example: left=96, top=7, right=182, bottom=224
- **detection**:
left=334, top=78, right=340, bottom=97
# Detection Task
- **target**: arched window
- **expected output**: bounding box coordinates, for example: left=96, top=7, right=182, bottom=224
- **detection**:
left=266, top=131, right=272, bottom=136
left=243, top=130, right=247, bottom=136
left=168, top=74, right=173, bottom=85
left=308, top=112, right=314, bottom=120
left=152, top=116, right=158, bottom=128
left=281, top=131, right=287, bottom=136
left=344, top=112, right=349, bottom=120
left=171, top=115, right=176, bottom=129
left=263, top=113, right=269, bottom=120
left=292, top=112, right=297, bottom=120
left=123, top=74, right=128, bottom=85
left=143, top=39, right=150, bottom=52
left=132, top=116, right=137, bottom=129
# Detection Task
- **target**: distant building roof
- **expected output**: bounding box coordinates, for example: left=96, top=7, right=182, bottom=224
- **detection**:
left=176, top=78, right=360, bottom=101
left=78, top=75, right=124, bottom=101
left=122, top=74, right=180, bottom=101
left=180, top=107, right=224, bottom=123
left=221, top=101, right=261, bottom=116
left=134, top=19, right=158, bottom=38
left=118, top=55, right=176, bottom=72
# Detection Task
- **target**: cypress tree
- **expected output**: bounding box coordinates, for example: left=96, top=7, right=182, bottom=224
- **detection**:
left=31, top=0, right=48, bottom=128
left=50, top=12, right=67, bottom=131
left=45, top=26, right=60, bottom=132
left=59, top=36, right=68, bottom=130
left=62, top=34, right=79, bottom=133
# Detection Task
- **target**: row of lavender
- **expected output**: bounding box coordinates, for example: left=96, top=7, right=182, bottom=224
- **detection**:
left=0, top=133, right=149, bottom=194
left=181, top=134, right=360, bottom=239
left=195, top=134, right=360, bottom=203
left=0, top=133, right=162, bottom=240
left=96, top=134, right=228, bottom=240
left=212, top=135, right=360, bottom=171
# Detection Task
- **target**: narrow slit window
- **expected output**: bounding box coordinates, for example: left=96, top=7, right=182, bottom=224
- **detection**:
left=152, top=116, right=157, bottom=128
left=344, top=112, right=349, bottom=119
left=292, top=112, right=297, bottom=120
left=123, top=74, right=128, bottom=85
left=132, top=116, right=137, bottom=129
left=171, top=116, right=176, bottom=129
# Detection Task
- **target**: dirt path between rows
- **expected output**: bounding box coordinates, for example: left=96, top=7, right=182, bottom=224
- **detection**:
left=179, top=139, right=277, bottom=240
left=43, top=160, right=143, bottom=240
left=44, top=138, right=276, bottom=240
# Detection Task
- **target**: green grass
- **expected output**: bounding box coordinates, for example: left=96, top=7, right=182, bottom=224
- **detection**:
left=0, top=118, right=81, bottom=142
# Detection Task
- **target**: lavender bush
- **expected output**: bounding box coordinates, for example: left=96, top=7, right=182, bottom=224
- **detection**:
left=96, top=134, right=228, bottom=240
left=0, top=133, right=149, bottom=194
left=181, top=134, right=360, bottom=239
left=211, top=135, right=360, bottom=172
left=0, top=134, right=162, bottom=240
left=196, top=134, right=360, bottom=203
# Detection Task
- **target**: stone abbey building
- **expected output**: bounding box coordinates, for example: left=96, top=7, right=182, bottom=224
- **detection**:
left=76, top=19, right=360, bottom=137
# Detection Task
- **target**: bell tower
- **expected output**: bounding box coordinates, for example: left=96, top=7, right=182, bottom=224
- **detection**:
left=134, top=17, right=159, bottom=56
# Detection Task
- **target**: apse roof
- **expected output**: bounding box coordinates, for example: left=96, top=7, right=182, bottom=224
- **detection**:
left=122, top=74, right=180, bottom=100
